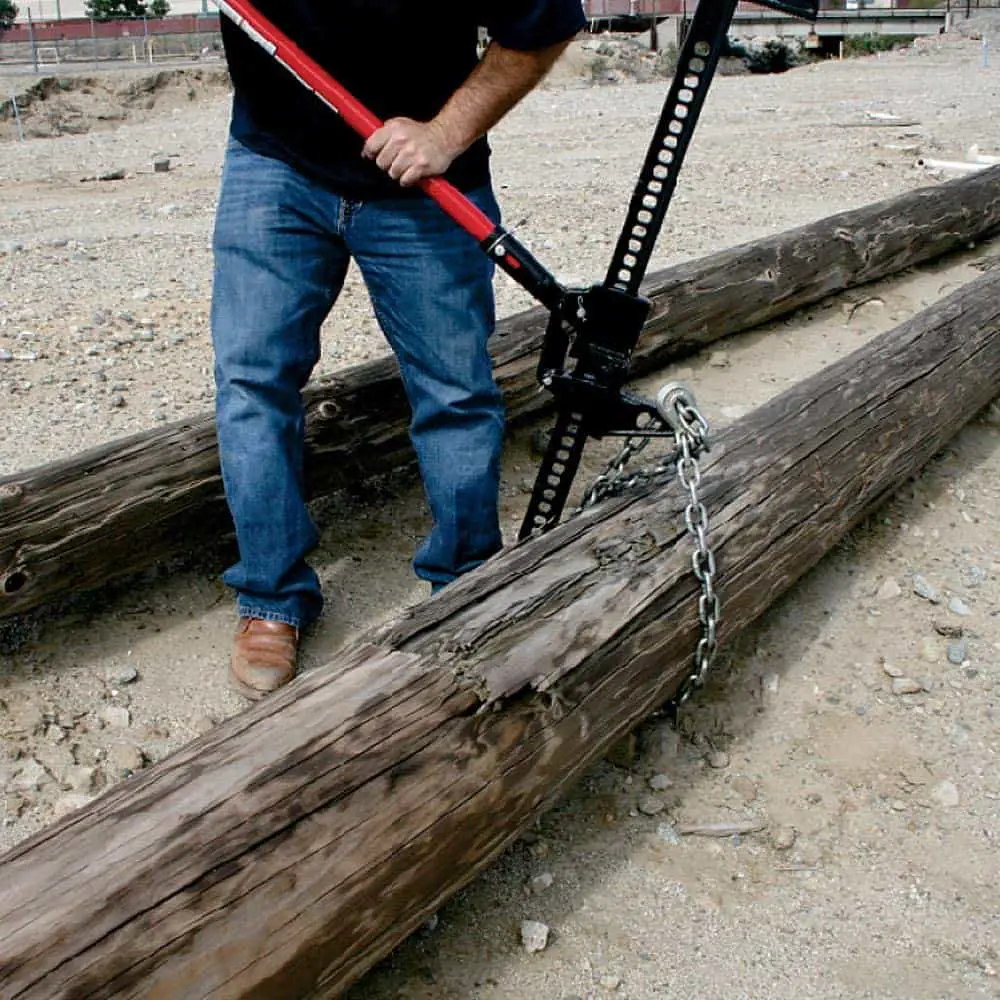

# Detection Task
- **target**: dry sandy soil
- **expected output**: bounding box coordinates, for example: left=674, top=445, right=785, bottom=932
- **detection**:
left=1, top=27, right=999, bottom=1000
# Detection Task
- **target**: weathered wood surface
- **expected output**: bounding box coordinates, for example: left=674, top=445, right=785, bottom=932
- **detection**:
left=1, top=166, right=998, bottom=620
left=2, top=267, right=999, bottom=1000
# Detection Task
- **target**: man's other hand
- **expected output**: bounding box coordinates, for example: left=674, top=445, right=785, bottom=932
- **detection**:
left=362, top=117, right=459, bottom=187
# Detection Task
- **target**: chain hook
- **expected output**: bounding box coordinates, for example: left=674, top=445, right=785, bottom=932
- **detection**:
left=656, top=382, right=710, bottom=449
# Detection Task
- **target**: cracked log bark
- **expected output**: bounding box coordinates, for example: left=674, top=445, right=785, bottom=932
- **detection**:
left=1, top=167, right=999, bottom=618
left=1, top=266, right=999, bottom=1000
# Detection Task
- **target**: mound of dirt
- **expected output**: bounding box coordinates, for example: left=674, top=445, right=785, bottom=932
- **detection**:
left=950, top=8, right=1000, bottom=38
left=0, top=66, right=231, bottom=141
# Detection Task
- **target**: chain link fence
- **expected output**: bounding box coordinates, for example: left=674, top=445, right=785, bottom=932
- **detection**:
left=0, top=14, right=223, bottom=72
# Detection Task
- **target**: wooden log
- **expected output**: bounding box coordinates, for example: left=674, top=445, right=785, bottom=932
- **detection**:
left=1, top=267, right=999, bottom=1000
left=1, top=165, right=998, bottom=619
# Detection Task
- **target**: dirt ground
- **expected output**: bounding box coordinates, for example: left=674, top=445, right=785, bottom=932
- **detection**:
left=1, top=28, right=999, bottom=1000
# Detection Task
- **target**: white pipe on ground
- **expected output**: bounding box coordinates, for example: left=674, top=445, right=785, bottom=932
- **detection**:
left=915, top=157, right=990, bottom=174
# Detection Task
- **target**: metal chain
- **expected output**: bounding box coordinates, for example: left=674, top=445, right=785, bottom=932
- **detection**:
left=576, top=421, right=674, bottom=510
left=576, top=383, right=720, bottom=706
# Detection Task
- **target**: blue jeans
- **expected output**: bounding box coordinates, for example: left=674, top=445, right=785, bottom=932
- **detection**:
left=211, top=139, right=505, bottom=627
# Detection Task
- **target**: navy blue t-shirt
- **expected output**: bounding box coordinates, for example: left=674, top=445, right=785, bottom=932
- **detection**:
left=222, top=2, right=585, bottom=198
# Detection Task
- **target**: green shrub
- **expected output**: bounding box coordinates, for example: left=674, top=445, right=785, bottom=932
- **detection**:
left=844, top=33, right=915, bottom=56
left=724, top=36, right=800, bottom=73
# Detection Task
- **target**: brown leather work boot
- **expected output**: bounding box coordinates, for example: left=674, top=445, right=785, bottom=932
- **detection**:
left=229, top=618, right=299, bottom=700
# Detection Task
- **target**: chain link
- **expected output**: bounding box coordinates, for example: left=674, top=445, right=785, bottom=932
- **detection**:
left=576, top=421, right=673, bottom=510
left=576, top=384, right=720, bottom=707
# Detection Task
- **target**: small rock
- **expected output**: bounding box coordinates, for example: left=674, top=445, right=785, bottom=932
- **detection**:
left=153, top=157, right=171, bottom=173
left=53, top=793, right=96, bottom=819
left=98, top=705, right=131, bottom=729
left=63, top=765, right=97, bottom=793
left=106, top=664, right=139, bottom=686
left=946, top=640, right=966, bottom=665
left=731, top=776, right=758, bottom=802
left=132, top=287, right=152, bottom=302
left=912, top=575, right=942, bottom=604
left=656, top=822, right=681, bottom=845
left=9, top=702, right=44, bottom=736
left=98, top=168, right=127, bottom=182
left=0, top=241, right=24, bottom=255
left=706, top=750, right=731, bottom=770
left=105, top=743, right=144, bottom=777
left=598, top=973, right=622, bottom=991
left=642, top=720, right=681, bottom=767
left=948, top=596, right=972, bottom=617
left=647, top=773, right=673, bottom=792
left=848, top=295, right=884, bottom=317
left=189, top=714, right=216, bottom=736
left=707, top=350, right=731, bottom=368
left=891, top=677, right=924, bottom=696
left=876, top=577, right=902, bottom=600
left=158, top=203, right=179, bottom=216
left=930, top=780, right=960, bottom=809
left=1, top=792, right=27, bottom=820
left=772, top=826, right=797, bottom=851
left=934, top=621, right=963, bottom=638
left=520, top=919, right=550, bottom=954
left=637, top=795, right=666, bottom=816
left=45, top=724, right=67, bottom=743
left=11, top=758, right=49, bottom=792
left=719, top=404, right=749, bottom=420
left=9, top=757, right=51, bottom=792
left=918, top=637, right=939, bottom=662
left=0, top=349, right=13, bottom=362
left=529, top=872, right=555, bottom=893
left=421, top=913, right=439, bottom=934
left=529, top=839, right=550, bottom=860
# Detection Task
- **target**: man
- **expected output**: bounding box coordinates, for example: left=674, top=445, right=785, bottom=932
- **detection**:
left=214, top=2, right=586, bottom=699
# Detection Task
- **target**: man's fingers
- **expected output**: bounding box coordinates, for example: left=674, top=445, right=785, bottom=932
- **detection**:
left=376, top=141, right=410, bottom=176
left=364, top=117, right=412, bottom=159
left=361, top=127, right=389, bottom=160
left=397, top=165, right=423, bottom=188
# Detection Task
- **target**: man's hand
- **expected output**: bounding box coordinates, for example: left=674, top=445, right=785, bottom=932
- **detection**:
left=362, top=40, right=569, bottom=190
left=362, top=117, right=460, bottom=188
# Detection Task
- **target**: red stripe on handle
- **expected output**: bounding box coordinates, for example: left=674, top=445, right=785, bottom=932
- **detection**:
left=219, top=0, right=497, bottom=243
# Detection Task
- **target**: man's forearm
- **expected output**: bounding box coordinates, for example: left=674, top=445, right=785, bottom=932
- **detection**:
left=363, top=39, right=571, bottom=186
left=432, top=39, right=570, bottom=158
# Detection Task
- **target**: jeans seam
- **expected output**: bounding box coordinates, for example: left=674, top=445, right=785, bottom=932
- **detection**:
left=341, top=197, right=360, bottom=230
left=237, top=606, right=304, bottom=629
